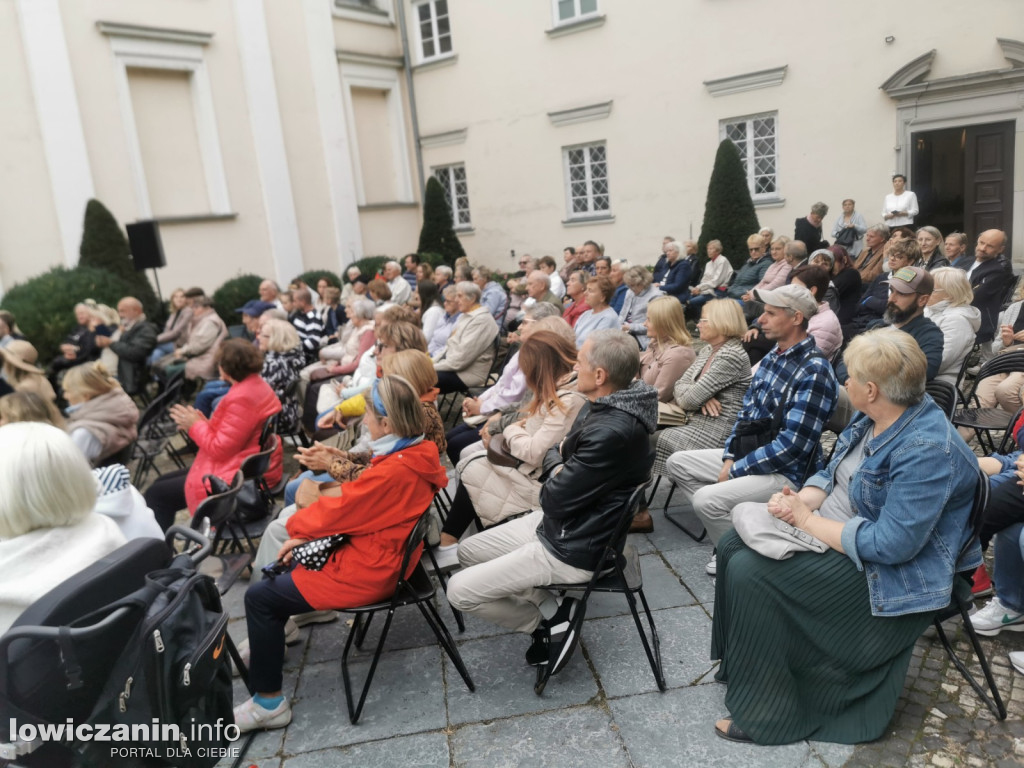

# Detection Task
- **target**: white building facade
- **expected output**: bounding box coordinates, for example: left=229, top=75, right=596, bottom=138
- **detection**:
left=1, top=0, right=1022, bottom=296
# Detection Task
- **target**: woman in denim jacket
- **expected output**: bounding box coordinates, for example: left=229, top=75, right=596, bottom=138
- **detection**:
left=711, top=328, right=980, bottom=746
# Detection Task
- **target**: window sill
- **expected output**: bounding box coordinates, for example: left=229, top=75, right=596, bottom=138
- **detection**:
left=753, top=196, right=786, bottom=209
left=152, top=212, right=237, bottom=225
left=454, top=226, right=474, bottom=235
left=546, top=14, right=606, bottom=39
left=413, top=53, right=458, bottom=73
left=357, top=201, right=419, bottom=211
left=562, top=214, right=614, bottom=227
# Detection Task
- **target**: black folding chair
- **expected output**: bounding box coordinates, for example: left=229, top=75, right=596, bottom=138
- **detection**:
left=536, top=484, right=666, bottom=695
left=191, top=471, right=251, bottom=594
left=931, top=468, right=1006, bottom=720
left=925, top=379, right=959, bottom=421
left=130, top=372, right=186, bottom=485
left=656, top=475, right=706, bottom=542
left=338, top=510, right=474, bottom=724
left=952, top=349, right=1024, bottom=452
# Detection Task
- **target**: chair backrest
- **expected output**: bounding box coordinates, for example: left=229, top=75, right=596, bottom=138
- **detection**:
left=597, top=484, right=650, bottom=566
left=240, top=434, right=278, bottom=482
left=0, top=538, right=173, bottom=729
left=136, top=375, right=182, bottom=435
left=955, top=343, right=982, bottom=392
left=260, top=414, right=278, bottom=445
left=966, top=349, right=1024, bottom=401
left=999, top=273, right=1021, bottom=311
left=996, top=406, right=1024, bottom=454
left=926, top=380, right=959, bottom=421
left=957, top=467, right=990, bottom=570
left=390, top=509, right=433, bottom=598
left=192, top=470, right=243, bottom=530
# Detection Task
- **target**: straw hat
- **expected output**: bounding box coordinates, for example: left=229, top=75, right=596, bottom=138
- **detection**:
left=0, top=340, right=44, bottom=375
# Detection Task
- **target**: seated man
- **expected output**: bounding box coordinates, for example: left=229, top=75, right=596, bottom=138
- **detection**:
left=94, top=297, right=158, bottom=396
left=665, top=284, right=839, bottom=573
left=447, top=330, right=657, bottom=672
left=726, top=234, right=772, bottom=300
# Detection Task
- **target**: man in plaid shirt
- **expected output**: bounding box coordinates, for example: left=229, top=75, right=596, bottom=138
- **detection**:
left=665, top=285, right=838, bottom=575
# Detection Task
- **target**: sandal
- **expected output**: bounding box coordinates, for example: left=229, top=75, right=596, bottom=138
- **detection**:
left=714, top=718, right=753, bottom=744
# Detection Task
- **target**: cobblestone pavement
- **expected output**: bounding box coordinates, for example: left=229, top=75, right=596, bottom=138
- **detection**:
left=212, top=475, right=1024, bottom=768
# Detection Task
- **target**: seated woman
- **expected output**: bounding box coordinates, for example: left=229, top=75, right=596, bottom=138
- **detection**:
left=445, top=304, right=563, bottom=464
left=0, top=422, right=126, bottom=634
left=619, top=265, right=662, bottom=350
left=711, top=328, right=979, bottom=745
left=427, top=286, right=461, bottom=357
left=253, top=350, right=445, bottom=572
left=149, top=288, right=191, bottom=366
left=258, top=319, right=307, bottom=435
left=301, top=298, right=376, bottom=382
left=639, top=296, right=696, bottom=402
left=739, top=236, right=791, bottom=321
left=0, top=390, right=65, bottom=427
left=433, top=281, right=499, bottom=394
left=573, top=276, right=620, bottom=347
left=431, top=329, right=587, bottom=570
left=0, top=340, right=57, bottom=402
left=825, top=245, right=862, bottom=326
left=924, top=267, right=980, bottom=385
left=143, top=339, right=282, bottom=531
left=47, top=302, right=107, bottom=382
left=62, top=362, right=140, bottom=466
left=234, top=375, right=448, bottom=731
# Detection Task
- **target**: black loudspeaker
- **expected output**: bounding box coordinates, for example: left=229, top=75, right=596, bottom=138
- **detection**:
left=126, top=220, right=166, bottom=271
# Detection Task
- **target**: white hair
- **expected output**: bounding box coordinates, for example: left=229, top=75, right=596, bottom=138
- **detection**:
left=455, top=281, right=482, bottom=303
left=0, top=423, right=98, bottom=538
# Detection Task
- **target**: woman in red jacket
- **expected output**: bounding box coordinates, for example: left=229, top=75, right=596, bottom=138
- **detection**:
left=234, top=374, right=448, bottom=732
left=144, top=339, right=282, bottom=530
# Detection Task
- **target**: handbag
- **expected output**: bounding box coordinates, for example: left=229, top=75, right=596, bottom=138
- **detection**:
left=294, top=478, right=343, bottom=509
left=291, top=534, right=348, bottom=570
left=834, top=226, right=858, bottom=248
left=202, top=474, right=269, bottom=523
left=656, top=401, right=691, bottom=427
left=486, top=433, right=520, bottom=468
left=732, top=502, right=828, bottom=560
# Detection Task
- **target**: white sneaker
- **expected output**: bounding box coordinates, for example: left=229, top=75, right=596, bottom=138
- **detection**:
left=290, top=610, right=339, bottom=628
left=1010, top=651, right=1024, bottom=675
left=970, top=597, right=1024, bottom=636
left=233, top=696, right=292, bottom=733
left=705, top=553, right=717, bottom=576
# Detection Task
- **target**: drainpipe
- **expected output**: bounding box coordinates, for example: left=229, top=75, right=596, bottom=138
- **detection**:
left=396, top=1, right=426, bottom=198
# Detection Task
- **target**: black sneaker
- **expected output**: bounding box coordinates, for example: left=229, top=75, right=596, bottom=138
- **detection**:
left=546, top=597, right=584, bottom=674
left=525, top=628, right=548, bottom=666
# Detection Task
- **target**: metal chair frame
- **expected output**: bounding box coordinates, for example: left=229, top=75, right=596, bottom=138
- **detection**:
left=952, top=349, right=1024, bottom=452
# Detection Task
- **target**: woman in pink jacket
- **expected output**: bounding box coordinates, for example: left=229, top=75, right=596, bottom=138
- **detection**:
left=144, top=339, right=282, bottom=529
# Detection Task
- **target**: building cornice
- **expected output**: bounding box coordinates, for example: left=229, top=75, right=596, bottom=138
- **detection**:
left=96, top=21, right=213, bottom=46
left=548, top=100, right=613, bottom=127
left=703, top=65, right=787, bottom=97
left=420, top=128, right=467, bottom=148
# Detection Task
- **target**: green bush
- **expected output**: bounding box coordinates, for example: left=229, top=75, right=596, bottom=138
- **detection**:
left=697, top=140, right=761, bottom=271
left=211, top=274, right=264, bottom=327
left=417, top=252, right=448, bottom=269
left=294, top=269, right=341, bottom=290
left=78, top=198, right=161, bottom=319
left=350, top=256, right=389, bottom=279
left=417, top=177, right=465, bottom=265
left=0, top=266, right=134, bottom=360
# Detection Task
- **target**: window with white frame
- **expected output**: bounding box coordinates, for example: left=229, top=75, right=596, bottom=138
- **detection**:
left=434, top=164, right=471, bottom=228
left=721, top=112, right=778, bottom=201
left=553, top=0, right=599, bottom=24
left=413, top=0, right=453, bottom=62
left=563, top=142, right=610, bottom=218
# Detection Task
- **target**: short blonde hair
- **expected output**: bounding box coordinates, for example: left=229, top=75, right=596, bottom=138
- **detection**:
left=0, top=391, right=66, bottom=429
left=366, top=374, right=424, bottom=438
left=62, top=362, right=119, bottom=402
left=930, top=267, right=973, bottom=307
left=701, top=299, right=747, bottom=339
left=843, top=327, right=926, bottom=407
left=380, top=349, right=437, bottom=396
left=261, top=318, right=301, bottom=353
left=646, top=296, right=692, bottom=347
left=746, top=234, right=764, bottom=248
left=0, top=422, right=98, bottom=538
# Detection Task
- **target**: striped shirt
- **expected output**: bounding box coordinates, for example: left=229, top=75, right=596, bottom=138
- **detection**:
left=724, top=335, right=839, bottom=486
left=291, top=310, right=324, bottom=362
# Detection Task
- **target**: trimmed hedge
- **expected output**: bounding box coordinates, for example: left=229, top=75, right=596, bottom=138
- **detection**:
left=417, top=177, right=465, bottom=264
left=697, top=140, right=761, bottom=271
left=211, top=274, right=264, bottom=327
left=0, top=266, right=134, bottom=360
left=349, top=256, right=389, bottom=279
left=294, top=270, right=341, bottom=290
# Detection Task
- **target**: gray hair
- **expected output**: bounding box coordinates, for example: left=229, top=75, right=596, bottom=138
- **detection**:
left=435, top=265, right=453, bottom=280
left=352, top=298, right=377, bottom=321
left=441, top=284, right=457, bottom=299
left=785, top=240, right=807, bottom=262
left=624, top=265, right=653, bottom=290
left=810, top=201, right=829, bottom=218
left=455, top=281, right=481, bottom=303
left=868, top=223, right=891, bottom=239
left=582, top=329, right=639, bottom=390
left=192, top=295, right=215, bottom=309
left=292, top=286, right=312, bottom=305
left=528, top=270, right=551, bottom=289
left=843, top=327, right=926, bottom=407
left=611, top=258, right=631, bottom=271
left=385, top=260, right=401, bottom=271
left=665, top=240, right=682, bottom=256
left=260, top=308, right=288, bottom=322
left=917, top=226, right=946, bottom=259
left=707, top=239, right=723, bottom=253
left=525, top=302, right=561, bottom=321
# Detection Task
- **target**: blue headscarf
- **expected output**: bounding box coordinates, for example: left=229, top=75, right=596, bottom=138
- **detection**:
left=369, top=378, right=423, bottom=457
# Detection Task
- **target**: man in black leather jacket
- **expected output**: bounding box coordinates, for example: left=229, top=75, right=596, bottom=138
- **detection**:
left=447, top=329, right=657, bottom=673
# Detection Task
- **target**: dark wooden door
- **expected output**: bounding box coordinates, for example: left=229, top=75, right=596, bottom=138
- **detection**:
left=965, top=121, right=1014, bottom=249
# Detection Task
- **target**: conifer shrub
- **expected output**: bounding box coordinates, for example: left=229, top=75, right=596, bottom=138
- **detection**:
left=417, top=177, right=465, bottom=265
left=697, top=140, right=761, bottom=271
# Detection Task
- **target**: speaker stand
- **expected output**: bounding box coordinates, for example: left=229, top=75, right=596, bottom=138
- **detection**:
left=150, top=268, right=163, bottom=306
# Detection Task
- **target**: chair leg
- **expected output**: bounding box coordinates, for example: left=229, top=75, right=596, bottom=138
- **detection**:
left=340, top=608, right=395, bottom=724
left=415, top=600, right=474, bottom=692
left=933, top=611, right=1007, bottom=720
left=421, top=546, right=465, bottom=633
left=624, top=587, right=666, bottom=691
left=534, top=597, right=588, bottom=696
left=662, top=507, right=707, bottom=542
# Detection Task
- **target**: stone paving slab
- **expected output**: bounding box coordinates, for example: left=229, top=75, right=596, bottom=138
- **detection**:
left=282, top=731, right=450, bottom=768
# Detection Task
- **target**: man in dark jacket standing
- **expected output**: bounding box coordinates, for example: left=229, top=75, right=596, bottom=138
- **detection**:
left=448, top=329, right=657, bottom=673
left=95, top=296, right=157, bottom=395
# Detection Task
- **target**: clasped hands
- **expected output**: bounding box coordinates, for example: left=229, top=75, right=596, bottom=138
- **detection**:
left=767, top=486, right=811, bottom=527
left=297, top=441, right=346, bottom=472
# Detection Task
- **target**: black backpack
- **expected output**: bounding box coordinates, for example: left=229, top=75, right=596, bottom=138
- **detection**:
left=73, top=554, right=234, bottom=768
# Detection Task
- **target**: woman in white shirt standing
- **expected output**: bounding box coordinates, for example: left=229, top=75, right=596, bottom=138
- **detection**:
left=882, top=174, right=919, bottom=227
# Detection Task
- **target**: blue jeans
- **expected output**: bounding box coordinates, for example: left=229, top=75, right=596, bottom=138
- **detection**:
left=244, top=573, right=314, bottom=693
left=148, top=342, right=175, bottom=366
left=994, top=522, right=1024, bottom=614
left=194, top=379, right=230, bottom=417
left=284, top=470, right=333, bottom=506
